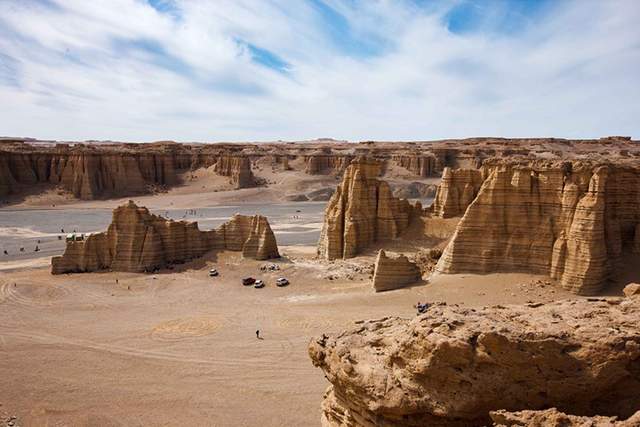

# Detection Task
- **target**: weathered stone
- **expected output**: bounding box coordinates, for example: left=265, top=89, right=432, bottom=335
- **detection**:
left=491, top=408, right=640, bottom=427
left=623, top=283, right=640, bottom=297
left=317, top=158, right=422, bottom=260
left=309, top=298, right=640, bottom=426
left=432, top=167, right=484, bottom=218
left=51, top=201, right=278, bottom=274
left=436, top=162, right=640, bottom=295
left=213, top=155, right=254, bottom=189
left=372, top=250, right=421, bottom=292
left=393, top=154, right=437, bottom=177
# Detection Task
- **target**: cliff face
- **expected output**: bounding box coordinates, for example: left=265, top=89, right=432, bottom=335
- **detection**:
left=51, top=201, right=278, bottom=274
left=309, top=297, right=640, bottom=426
left=213, top=155, right=255, bottom=189
left=372, top=250, right=421, bottom=292
left=317, top=158, right=422, bottom=260
left=393, top=154, right=437, bottom=177
left=304, top=153, right=354, bottom=175
left=432, top=167, right=484, bottom=218
left=436, top=162, right=640, bottom=294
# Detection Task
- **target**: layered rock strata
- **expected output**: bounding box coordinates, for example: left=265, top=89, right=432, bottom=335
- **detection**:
left=213, top=155, right=254, bottom=189
left=393, top=154, right=437, bottom=177
left=372, top=250, right=421, bottom=292
left=309, top=297, right=640, bottom=427
left=436, top=162, right=640, bottom=294
left=317, top=158, right=422, bottom=260
left=431, top=167, right=484, bottom=218
left=305, top=152, right=354, bottom=175
left=51, top=201, right=278, bottom=274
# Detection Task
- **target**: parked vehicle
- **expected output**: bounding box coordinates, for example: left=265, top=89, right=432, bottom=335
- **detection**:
left=209, top=269, right=219, bottom=277
left=254, top=280, right=265, bottom=289
left=276, top=277, right=289, bottom=287
left=242, top=277, right=256, bottom=286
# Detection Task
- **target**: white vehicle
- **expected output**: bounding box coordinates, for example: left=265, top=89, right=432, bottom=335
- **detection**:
left=276, top=277, right=289, bottom=287
left=254, top=280, right=265, bottom=289
left=209, top=269, right=219, bottom=277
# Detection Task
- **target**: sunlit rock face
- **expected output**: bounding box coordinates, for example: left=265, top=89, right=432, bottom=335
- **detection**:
left=435, top=161, right=640, bottom=295
left=317, top=158, right=422, bottom=260
left=51, top=201, right=279, bottom=274
left=309, top=297, right=640, bottom=426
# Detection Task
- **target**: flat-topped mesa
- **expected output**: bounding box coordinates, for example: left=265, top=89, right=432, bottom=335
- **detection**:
left=317, top=158, right=422, bottom=260
left=309, top=297, right=640, bottom=427
left=435, top=162, right=640, bottom=294
left=51, top=201, right=278, bottom=274
left=431, top=167, right=484, bottom=218
left=372, top=250, right=422, bottom=292
left=392, top=153, right=437, bottom=177
left=213, top=155, right=255, bottom=189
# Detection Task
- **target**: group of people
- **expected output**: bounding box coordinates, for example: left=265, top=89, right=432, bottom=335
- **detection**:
left=416, top=301, right=430, bottom=315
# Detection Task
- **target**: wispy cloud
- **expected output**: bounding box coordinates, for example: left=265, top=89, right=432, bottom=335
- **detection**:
left=0, top=0, right=638, bottom=141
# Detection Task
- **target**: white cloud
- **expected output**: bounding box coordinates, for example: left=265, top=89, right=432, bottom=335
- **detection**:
left=0, top=0, right=638, bottom=142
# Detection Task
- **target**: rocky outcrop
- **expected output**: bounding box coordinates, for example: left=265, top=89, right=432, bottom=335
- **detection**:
left=305, top=151, right=354, bottom=175
left=432, top=167, right=484, bottom=218
left=372, top=250, right=421, bottom=292
left=436, top=162, right=640, bottom=294
left=491, top=408, right=640, bottom=427
left=309, top=297, right=640, bottom=426
left=317, top=158, right=422, bottom=260
left=51, top=201, right=278, bottom=274
left=623, top=283, right=640, bottom=297
left=393, top=154, right=437, bottom=177
left=213, top=155, right=254, bottom=189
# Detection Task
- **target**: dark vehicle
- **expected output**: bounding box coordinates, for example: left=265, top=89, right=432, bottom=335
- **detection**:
left=242, top=277, right=256, bottom=286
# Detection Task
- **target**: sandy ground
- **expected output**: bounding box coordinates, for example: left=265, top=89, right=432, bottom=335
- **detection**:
left=0, top=244, right=587, bottom=427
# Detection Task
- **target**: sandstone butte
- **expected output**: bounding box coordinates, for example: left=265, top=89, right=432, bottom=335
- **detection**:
left=372, top=250, right=422, bottom=292
left=4, top=136, right=638, bottom=201
left=317, top=158, right=423, bottom=260
left=434, top=160, right=640, bottom=295
left=51, top=201, right=279, bottom=274
left=309, top=295, right=640, bottom=427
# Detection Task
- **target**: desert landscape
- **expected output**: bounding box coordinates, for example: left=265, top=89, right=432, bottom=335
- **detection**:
left=0, top=136, right=639, bottom=426
left=2, top=0, right=640, bottom=425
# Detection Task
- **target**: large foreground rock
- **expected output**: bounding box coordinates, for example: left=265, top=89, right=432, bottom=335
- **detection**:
left=309, top=298, right=640, bottom=426
left=436, top=161, right=640, bottom=294
left=51, top=201, right=278, bottom=274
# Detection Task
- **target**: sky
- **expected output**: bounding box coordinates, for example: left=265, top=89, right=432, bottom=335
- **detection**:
left=0, top=0, right=639, bottom=142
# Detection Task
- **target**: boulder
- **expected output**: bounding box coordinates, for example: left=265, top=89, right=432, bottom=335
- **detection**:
left=372, top=250, right=421, bottom=292
left=309, top=298, right=640, bottom=426
left=623, top=283, right=640, bottom=297
left=490, top=408, right=640, bottom=427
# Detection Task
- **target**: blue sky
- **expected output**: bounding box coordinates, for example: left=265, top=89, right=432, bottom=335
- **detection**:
left=0, top=0, right=638, bottom=141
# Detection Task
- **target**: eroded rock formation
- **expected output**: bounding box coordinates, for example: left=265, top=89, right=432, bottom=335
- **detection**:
left=305, top=150, right=354, bottom=175
left=490, top=408, right=640, bottom=427
left=213, top=155, right=255, bottom=189
left=317, top=158, right=422, bottom=260
left=432, top=167, right=484, bottom=218
left=372, top=250, right=421, bottom=292
left=51, top=201, right=278, bottom=274
left=436, top=162, right=640, bottom=294
left=309, top=297, right=640, bottom=426
left=393, top=154, right=437, bottom=177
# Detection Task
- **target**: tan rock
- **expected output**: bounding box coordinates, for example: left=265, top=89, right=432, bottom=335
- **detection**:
left=51, top=201, right=278, bottom=274
left=436, top=162, right=640, bottom=295
left=213, top=155, right=254, bottom=189
left=317, top=158, right=421, bottom=260
left=432, top=167, right=484, bottom=218
left=309, top=298, right=640, bottom=426
left=623, top=283, right=640, bottom=297
left=372, top=250, right=421, bottom=292
left=491, top=408, right=640, bottom=427
left=393, top=154, right=437, bottom=177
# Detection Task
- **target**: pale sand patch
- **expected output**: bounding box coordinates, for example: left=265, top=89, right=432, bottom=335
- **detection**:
left=0, top=256, right=51, bottom=271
